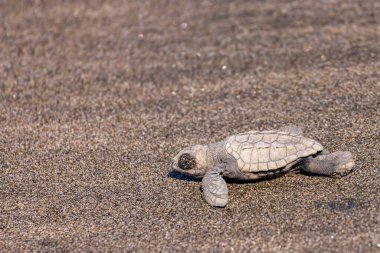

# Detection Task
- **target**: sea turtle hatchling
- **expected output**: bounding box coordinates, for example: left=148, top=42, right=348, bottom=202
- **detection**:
left=170, top=125, right=355, bottom=207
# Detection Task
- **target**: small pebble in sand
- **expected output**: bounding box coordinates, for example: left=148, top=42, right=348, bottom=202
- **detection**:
left=180, top=22, right=188, bottom=29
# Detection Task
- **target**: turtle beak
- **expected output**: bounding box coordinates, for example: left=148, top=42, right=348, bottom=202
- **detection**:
left=170, top=160, right=178, bottom=172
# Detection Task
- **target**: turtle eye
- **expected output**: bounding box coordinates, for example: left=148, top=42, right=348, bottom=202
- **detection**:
left=178, top=153, right=196, bottom=170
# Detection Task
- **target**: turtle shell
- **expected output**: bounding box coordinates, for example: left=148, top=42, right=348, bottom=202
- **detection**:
left=225, top=131, right=323, bottom=172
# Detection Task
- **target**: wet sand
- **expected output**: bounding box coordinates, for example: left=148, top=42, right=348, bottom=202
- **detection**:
left=0, top=0, right=379, bottom=252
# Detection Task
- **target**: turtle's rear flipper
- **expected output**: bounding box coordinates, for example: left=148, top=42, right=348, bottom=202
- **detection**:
left=202, top=166, right=228, bottom=207
left=278, top=125, right=303, bottom=136
left=301, top=151, right=355, bottom=177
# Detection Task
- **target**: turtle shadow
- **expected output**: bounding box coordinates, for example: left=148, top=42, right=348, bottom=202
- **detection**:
left=167, top=171, right=288, bottom=184
left=224, top=177, right=281, bottom=184
left=167, top=171, right=202, bottom=182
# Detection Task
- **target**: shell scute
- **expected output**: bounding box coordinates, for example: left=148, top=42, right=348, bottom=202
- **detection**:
left=235, top=133, right=249, bottom=143
left=248, top=133, right=264, bottom=143
left=258, top=162, right=268, bottom=171
left=262, top=133, right=278, bottom=143
left=226, top=131, right=323, bottom=172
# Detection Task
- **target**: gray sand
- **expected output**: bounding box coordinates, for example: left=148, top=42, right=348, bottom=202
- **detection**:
left=0, top=0, right=379, bottom=252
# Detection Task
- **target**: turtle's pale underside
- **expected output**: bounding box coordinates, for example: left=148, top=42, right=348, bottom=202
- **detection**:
left=171, top=125, right=355, bottom=207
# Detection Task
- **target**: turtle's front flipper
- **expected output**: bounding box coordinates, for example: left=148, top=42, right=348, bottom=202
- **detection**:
left=301, top=151, right=355, bottom=177
left=202, top=165, right=228, bottom=207
left=279, top=125, right=303, bottom=135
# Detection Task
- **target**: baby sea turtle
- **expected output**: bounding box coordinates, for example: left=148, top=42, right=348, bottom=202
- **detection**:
left=171, top=125, right=355, bottom=207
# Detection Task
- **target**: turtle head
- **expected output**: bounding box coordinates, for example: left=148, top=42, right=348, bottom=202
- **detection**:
left=171, top=145, right=209, bottom=177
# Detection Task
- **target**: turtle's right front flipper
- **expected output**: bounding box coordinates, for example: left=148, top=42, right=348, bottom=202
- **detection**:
left=202, top=165, right=228, bottom=207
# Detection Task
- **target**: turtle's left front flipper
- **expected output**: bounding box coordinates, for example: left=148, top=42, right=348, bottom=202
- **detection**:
left=202, top=165, right=228, bottom=207
left=278, top=125, right=303, bottom=135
